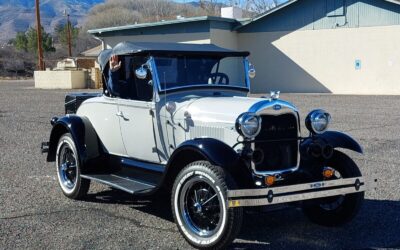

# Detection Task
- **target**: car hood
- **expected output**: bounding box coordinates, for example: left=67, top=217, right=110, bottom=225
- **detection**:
left=174, top=96, right=265, bottom=124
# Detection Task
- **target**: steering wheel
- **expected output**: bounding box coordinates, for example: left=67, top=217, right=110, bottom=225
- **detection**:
left=209, top=73, right=229, bottom=85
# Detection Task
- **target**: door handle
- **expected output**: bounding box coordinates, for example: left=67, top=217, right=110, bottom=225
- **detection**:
left=116, top=111, right=128, bottom=120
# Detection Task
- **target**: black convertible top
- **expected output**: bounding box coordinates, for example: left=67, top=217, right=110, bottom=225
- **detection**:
left=97, top=41, right=250, bottom=71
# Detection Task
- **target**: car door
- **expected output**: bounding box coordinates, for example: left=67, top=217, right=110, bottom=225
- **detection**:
left=116, top=55, right=161, bottom=163
left=76, top=95, right=127, bottom=157
left=117, top=98, right=161, bottom=162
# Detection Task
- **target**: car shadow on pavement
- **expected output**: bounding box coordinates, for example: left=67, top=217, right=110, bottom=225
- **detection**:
left=83, top=191, right=400, bottom=250
left=84, top=188, right=174, bottom=222
left=230, top=199, right=400, bottom=250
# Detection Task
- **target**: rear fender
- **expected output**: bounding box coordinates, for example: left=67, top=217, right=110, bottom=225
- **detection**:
left=47, top=115, right=102, bottom=168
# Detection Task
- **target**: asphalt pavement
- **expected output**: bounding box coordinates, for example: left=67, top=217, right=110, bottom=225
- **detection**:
left=0, top=80, right=399, bottom=249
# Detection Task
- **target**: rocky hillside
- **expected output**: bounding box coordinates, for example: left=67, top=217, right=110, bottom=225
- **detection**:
left=0, top=0, right=104, bottom=43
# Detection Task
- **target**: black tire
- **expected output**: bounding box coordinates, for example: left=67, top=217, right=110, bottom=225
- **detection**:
left=302, top=151, right=364, bottom=226
left=56, top=133, right=90, bottom=200
left=171, top=161, right=243, bottom=249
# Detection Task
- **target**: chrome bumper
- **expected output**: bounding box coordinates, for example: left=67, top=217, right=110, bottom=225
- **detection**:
left=227, top=177, right=375, bottom=208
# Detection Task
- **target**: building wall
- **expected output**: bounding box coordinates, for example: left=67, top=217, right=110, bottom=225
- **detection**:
left=238, top=25, right=400, bottom=94
left=239, top=0, right=400, bottom=33
left=98, top=19, right=238, bottom=49
left=210, top=28, right=238, bottom=50
left=34, top=70, right=88, bottom=89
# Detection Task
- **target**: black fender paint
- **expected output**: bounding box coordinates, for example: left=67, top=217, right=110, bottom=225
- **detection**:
left=302, top=130, right=363, bottom=155
left=46, top=115, right=102, bottom=168
left=168, top=138, right=240, bottom=168
left=162, top=138, right=251, bottom=187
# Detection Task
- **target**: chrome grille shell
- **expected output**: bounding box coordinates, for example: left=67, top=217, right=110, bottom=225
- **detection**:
left=248, top=99, right=301, bottom=176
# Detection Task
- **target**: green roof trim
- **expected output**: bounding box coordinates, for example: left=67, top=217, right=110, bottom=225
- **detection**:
left=88, top=16, right=240, bottom=35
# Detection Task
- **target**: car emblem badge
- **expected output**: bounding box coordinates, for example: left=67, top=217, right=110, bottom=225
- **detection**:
left=273, top=104, right=281, bottom=110
left=310, top=182, right=325, bottom=189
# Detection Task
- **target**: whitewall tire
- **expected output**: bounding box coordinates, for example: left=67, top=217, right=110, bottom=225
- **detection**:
left=171, top=161, right=243, bottom=249
left=56, top=133, right=90, bottom=199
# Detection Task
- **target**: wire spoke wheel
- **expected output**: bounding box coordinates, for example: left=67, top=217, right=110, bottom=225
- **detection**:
left=302, top=151, right=364, bottom=226
left=172, top=161, right=243, bottom=249
left=58, top=143, right=77, bottom=191
left=179, top=176, right=223, bottom=238
left=55, top=133, right=90, bottom=199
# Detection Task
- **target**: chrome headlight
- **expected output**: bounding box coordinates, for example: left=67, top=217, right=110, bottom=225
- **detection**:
left=235, top=112, right=262, bottom=138
left=305, top=109, right=331, bottom=134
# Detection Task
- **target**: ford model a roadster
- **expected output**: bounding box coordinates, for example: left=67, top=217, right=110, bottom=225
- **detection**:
left=42, top=42, right=368, bottom=249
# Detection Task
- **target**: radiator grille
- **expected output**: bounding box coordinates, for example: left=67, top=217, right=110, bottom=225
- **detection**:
left=253, top=114, right=298, bottom=172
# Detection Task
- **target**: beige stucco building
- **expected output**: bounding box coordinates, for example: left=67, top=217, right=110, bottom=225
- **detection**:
left=89, top=0, right=400, bottom=95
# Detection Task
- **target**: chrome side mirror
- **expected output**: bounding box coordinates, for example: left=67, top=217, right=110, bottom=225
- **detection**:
left=248, top=63, right=256, bottom=79
left=135, top=65, right=148, bottom=80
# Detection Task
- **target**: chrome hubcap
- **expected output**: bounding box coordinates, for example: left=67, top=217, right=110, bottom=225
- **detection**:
left=194, top=202, right=203, bottom=213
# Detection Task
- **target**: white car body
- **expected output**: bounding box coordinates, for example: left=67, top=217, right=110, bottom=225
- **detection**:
left=43, top=42, right=368, bottom=249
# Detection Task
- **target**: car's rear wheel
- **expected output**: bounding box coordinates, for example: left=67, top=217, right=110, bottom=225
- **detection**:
left=171, top=161, right=243, bottom=249
left=56, top=133, right=90, bottom=199
left=302, top=151, right=364, bottom=226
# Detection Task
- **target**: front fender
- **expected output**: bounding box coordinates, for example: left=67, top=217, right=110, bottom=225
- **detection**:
left=162, top=138, right=251, bottom=189
left=47, top=115, right=101, bottom=167
left=169, top=138, right=240, bottom=168
left=311, top=131, right=363, bottom=154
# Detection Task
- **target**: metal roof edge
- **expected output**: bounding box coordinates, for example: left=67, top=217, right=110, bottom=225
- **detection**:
left=88, top=16, right=238, bottom=35
left=236, top=0, right=298, bottom=31
left=384, top=0, right=400, bottom=5
left=235, top=0, right=400, bottom=31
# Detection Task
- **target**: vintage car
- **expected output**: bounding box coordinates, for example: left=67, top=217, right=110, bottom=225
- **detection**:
left=42, top=42, right=370, bottom=249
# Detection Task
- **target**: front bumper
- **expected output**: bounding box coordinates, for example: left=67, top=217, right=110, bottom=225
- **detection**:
left=227, top=177, right=375, bottom=208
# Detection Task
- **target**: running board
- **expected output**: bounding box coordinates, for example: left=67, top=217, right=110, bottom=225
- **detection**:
left=81, top=174, right=156, bottom=194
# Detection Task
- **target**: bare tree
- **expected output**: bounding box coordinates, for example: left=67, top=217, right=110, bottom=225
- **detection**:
left=0, top=47, right=35, bottom=78
left=83, top=0, right=207, bottom=30
left=244, top=0, right=279, bottom=14
left=199, top=0, right=221, bottom=15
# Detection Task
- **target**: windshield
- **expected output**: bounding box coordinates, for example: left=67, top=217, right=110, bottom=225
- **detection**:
left=154, top=56, right=248, bottom=91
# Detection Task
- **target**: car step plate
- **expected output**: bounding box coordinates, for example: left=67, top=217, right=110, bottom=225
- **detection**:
left=81, top=174, right=156, bottom=194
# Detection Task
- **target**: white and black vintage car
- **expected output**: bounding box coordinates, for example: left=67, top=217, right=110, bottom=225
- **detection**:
left=42, top=42, right=370, bottom=249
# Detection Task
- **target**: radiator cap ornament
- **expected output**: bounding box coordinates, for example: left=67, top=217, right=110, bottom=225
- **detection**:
left=270, top=91, right=280, bottom=100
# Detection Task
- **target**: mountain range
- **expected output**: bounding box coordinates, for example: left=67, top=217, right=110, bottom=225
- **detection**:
left=0, top=0, right=222, bottom=44
left=0, top=0, right=104, bottom=43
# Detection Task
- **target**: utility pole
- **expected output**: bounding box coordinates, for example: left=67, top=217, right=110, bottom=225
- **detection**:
left=64, top=10, right=72, bottom=57
left=35, top=0, right=44, bottom=70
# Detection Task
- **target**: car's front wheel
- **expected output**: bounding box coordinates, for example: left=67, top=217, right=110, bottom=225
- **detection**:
left=171, top=161, right=243, bottom=249
left=302, top=151, right=364, bottom=226
left=56, top=133, right=90, bottom=199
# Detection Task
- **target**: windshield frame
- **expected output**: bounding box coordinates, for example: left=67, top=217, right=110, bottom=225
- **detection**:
left=150, top=55, right=251, bottom=93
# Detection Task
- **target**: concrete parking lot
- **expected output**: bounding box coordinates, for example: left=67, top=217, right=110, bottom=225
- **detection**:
left=0, top=80, right=399, bottom=249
